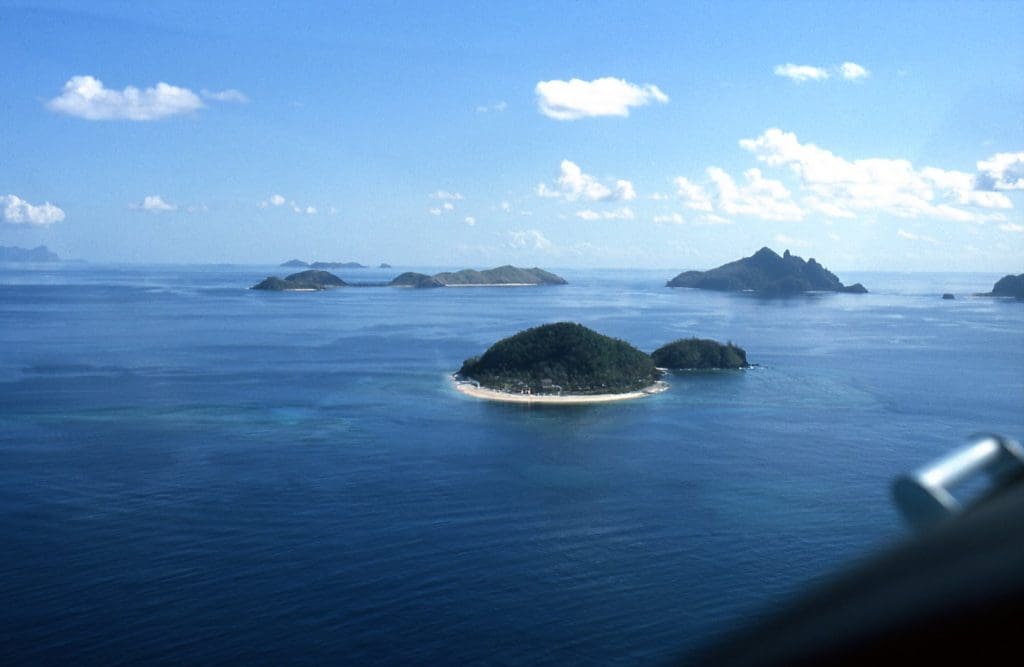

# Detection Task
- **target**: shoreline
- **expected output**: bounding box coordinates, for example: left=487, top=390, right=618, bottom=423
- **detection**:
left=451, top=376, right=669, bottom=404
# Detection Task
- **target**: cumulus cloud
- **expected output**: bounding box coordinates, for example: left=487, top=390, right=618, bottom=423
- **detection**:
left=260, top=194, right=287, bottom=208
left=773, top=64, right=830, bottom=83
left=443, top=202, right=455, bottom=211
left=429, top=190, right=464, bottom=200
left=839, top=62, right=870, bottom=80
left=537, top=160, right=636, bottom=201
left=976, top=152, right=1024, bottom=190
left=999, top=222, right=1024, bottom=233
left=653, top=213, right=685, bottom=224
left=134, top=195, right=176, bottom=212
left=464, top=216, right=476, bottom=226
left=738, top=128, right=1011, bottom=222
left=47, top=75, right=204, bottom=120
left=507, top=229, right=553, bottom=251
left=575, top=207, right=635, bottom=221
left=535, top=77, right=668, bottom=120
left=201, top=88, right=249, bottom=103
left=1, top=194, right=65, bottom=226
left=673, top=177, right=714, bottom=212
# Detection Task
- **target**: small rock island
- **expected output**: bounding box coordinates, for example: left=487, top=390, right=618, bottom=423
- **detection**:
left=983, top=273, right=1024, bottom=299
left=252, top=269, right=347, bottom=291
left=455, top=322, right=665, bottom=404
left=667, top=247, right=867, bottom=295
left=390, top=265, right=567, bottom=288
left=652, top=338, right=750, bottom=370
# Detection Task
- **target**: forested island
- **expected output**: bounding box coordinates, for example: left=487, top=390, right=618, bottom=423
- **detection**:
left=252, top=270, right=347, bottom=291
left=0, top=245, right=60, bottom=262
left=389, top=265, right=567, bottom=288
left=652, top=338, right=750, bottom=370
left=983, top=273, right=1024, bottom=299
left=457, top=323, right=659, bottom=397
left=667, top=247, right=867, bottom=295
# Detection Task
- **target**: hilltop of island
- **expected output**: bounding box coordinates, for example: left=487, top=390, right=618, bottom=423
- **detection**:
left=391, top=265, right=567, bottom=288
left=667, top=247, right=867, bottom=295
left=983, top=273, right=1024, bottom=299
left=652, top=338, right=750, bottom=370
left=0, top=245, right=60, bottom=262
left=252, top=269, right=347, bottom=291
left=280, top=259, right=367, bottom=269
left=457, top=322, right=659, bottom=397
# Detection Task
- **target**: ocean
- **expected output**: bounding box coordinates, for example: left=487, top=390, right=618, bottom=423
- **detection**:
left=1, top=263, right=1021, bottom=664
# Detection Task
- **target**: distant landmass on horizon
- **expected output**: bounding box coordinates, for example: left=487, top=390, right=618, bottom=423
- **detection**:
left=667, top=247, right=867, bottom=295
left=0, top=245, right=60, bottom=262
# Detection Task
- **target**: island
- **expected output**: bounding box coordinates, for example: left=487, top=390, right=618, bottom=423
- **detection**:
left=667, top=247, right=867, bottom=295
left=419, top=265, right=568, bottom=287
left=251, top=269, right=347, bottom=291
left=942, top=293, right=956, bottom=300
left=652, top=338, right=750, bottom=370
left=379, top=263, right=392, bottom=269
left=278, top=259, right=366, bottom=269
left=454, top=322, right=666, bottom=404
left=982, top=273, right=1024, bottom=299
left=389, top=272, right=444, bottom=288
left=0, top=245, right=60, bottom=262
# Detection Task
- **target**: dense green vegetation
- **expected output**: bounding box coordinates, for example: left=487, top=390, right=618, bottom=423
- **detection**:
left=458, top=322, right=658, bottom=394
left=251, top=269, right=347, bottom=291
left=434, top=265, right=567, bottom=285
left=652, top=338, right=749, bottom=369
left=667, top=247, right=866, bottom=295
left=390, top=272, right=443, bottom=288
left=987, top=273, right=1024, bottom=299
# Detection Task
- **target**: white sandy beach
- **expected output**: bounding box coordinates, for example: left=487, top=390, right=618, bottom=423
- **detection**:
left=452, top=376, right=669, bottom=404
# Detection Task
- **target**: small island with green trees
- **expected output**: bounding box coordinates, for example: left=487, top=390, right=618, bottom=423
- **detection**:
left=251, top=269, right=347, bottom=291
left=652, top=338, right=750, bottom=370
left=390, top=272, right=445, bottom=288
left=667, top=247, right=867, bottom=295
left=389, top=265, right=567, bottom=288
left=454, top=322, right=666, bottom=404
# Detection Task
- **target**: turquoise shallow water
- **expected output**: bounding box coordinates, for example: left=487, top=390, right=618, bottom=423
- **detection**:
left=1, top=263, right=1022, bottom=664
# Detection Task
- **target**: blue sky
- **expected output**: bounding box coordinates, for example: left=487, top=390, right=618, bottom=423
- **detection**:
left=1, top=0, right=1022, bottom=270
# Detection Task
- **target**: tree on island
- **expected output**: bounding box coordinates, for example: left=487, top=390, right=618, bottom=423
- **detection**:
left=458, top=322, right=658, bottom=395
left=652, top=338, right=749, bottom=370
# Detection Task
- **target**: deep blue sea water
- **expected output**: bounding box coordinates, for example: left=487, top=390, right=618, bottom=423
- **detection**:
left=1, top=263, right=1022, bottom=664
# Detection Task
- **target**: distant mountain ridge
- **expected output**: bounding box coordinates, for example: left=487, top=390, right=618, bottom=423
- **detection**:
left=0, top=245, right=60, bottom=262
left=279, top=259, right=366, bottom=269
left=667, top=247, right=867, bottom=295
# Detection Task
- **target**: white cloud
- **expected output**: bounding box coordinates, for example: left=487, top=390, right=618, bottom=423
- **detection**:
left=653, top=213, right=685, bottom=224
left=260, top=194, right=287, bottom=208
left=575, top=207, right=635, bottom=221
left=774, top=234, right=810, bottom=248
left=305, top=206, right=317, bottom=215
left=839, top=62, right=870, bottom=80
left=135, top=195, right=176, bottom=212
left=897, top=229, right=938, bottom=244
left=773, top=62, right=870, bottom=83
left=500, top=201, right=511, bottom=212
left=999, top=222, right=1024, bottom=233
left=673, top=177, right=714, bottom=211
left=1, top=194, right=65, bottom=226
left=738, top=128, right=1012, bottom=222
left=429, top=208, right=442, bottom=216
left=648, top=192, right=670, bottom=200
left=47, top=75, right=203, bottom=121
left=464, top=216, right=476, bottom=226
left=476, top=101, right=507, bottom=113
left=535, top=77, right=668, bottom=120
left=443, top=202, right=455, bottom=211
left=537, top=160, right=636, bottom=201
left=201, top=88, right=249, bottom=103
left=706, top=167, right=805, bottom=221
left=977, top=152, right=1024, bottom=190
left=773, top=64, right=830, bottom=83
left=429, top=190, right=464, bottom=200
left=507, top=229, right=553, bottom=251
